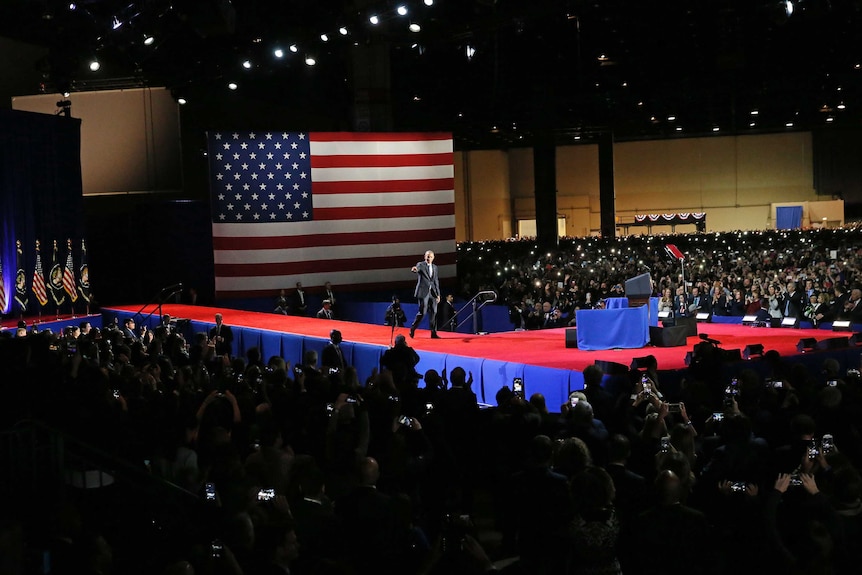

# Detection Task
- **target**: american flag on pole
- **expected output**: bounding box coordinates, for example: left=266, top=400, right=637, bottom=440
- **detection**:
left=0, top=251, right=7, bottom=313
left=207, top=131, right=456, bottom=298
left=63, top=238, right=78, bottom=302
left=32, top=240, right=48, bottom=307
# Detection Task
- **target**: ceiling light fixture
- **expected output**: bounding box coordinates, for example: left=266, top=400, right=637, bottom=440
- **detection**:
left=320, top=33, right=329, bottom=42
left=289, top=44, right=298, bottom=53
left=837, top=102, right=846, bottom=110
left=89, top=59, right=100, bottom=72
left=177, top=97, right=187, bottom=105
left=424, top=0, right=434, bottom=5
left=397, top=5, right=408, bottom=16
left=242, top=60, right=252, bottom=69
left=111, top=16, right=122, bottom=30
left=339, top=27, right=348, bottom=35
left=369, top=15, right=379, bottom=25
left=750, top=109, right=759, bottom=116
left=305, top=56, right=316, bottom=66
left=68, top=3, right=76, bottom=10
left=143, top=34, right=155, bottom=45
left=712, top=126, right=720, bottom=132
left=466, top=45, right=476, bottom=60
left=228, top=82, right=238, bottom=90
left=409, top=22, right=421, bottom=32
left=274, top=48, right=284, bottom=58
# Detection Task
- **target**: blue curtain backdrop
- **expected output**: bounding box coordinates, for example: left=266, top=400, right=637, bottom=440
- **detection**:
left=0, top=109, right=83, bottom=315
left=776, top=205, right=803, bottom=230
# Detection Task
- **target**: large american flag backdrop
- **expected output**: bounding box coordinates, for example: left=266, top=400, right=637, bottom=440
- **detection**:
left=206, top=131, right=456, bottom=298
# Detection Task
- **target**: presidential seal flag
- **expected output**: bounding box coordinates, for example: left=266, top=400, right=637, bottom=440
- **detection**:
left=78, top=239, right=90, bottom=307
left=32, top=240, right=48, bottom=307
left=63, top=239, right=78, bottom=303
left=15, top=239, right=27, bottom=313
left=49, top=239, right=66, bottom=308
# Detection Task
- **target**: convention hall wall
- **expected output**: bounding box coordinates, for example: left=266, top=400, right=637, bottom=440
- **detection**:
left=458, top=131, right=826, bottom=241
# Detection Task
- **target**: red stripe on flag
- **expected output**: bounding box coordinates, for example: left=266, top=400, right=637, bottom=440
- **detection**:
left=215, top=252, right=457, bottom=278
left=213, top=227, right=455, bottom=251
left=311, top=152, right=454, bottom=169
left=312, top=178, right=454, bottom=194
left=313, top=203, right=454, bottom=221
left=311, top=132, right=452, bottom=142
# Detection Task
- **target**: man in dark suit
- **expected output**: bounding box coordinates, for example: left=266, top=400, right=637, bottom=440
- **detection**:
left=334, top=457, right=397, bottom=572
left=291, top=282, right=308, bottom=316
left=409, top=250, right=441, bottom=339
left=438, top=293, right=457, bottom=331
left=321, top=329, right=346, bottom=372
left=781, top=281, right=805, bottom=319
left=208, top=313, right=233, bottom=356
left=316, top=299, right=333, bottom=320
left=121, top=317, right=142, bottom=342
left=629, top=470, right=716, bottom=575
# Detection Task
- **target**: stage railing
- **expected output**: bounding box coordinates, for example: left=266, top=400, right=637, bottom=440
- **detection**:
left=454, top=290, right=498, bottom=334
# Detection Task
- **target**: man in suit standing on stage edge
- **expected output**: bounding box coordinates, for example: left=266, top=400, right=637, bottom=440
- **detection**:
left=410, top=250, right=441, bottom=339
left=209, top=313, right=233, bottom=356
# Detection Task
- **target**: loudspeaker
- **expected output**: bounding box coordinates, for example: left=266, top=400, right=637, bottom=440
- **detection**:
left=675, top=316, right=698, bottom=337
left=565, top=328, right=578, bottom=348
left=649, top=325, right=688, bottom=347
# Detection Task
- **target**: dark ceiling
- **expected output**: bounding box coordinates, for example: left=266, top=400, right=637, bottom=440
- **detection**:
left=1, top=0, right=861, bottom=148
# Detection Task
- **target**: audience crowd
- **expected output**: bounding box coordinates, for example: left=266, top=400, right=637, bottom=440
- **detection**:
left=456, top=227, right=862, bottom=330
left=0, top=227, right=861, bottom=575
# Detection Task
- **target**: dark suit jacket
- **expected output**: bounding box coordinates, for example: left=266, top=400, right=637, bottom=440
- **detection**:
left=321, top=342, right=346, bottom=371
left=292, top=289, right=307, bottom=315
left=781, top=290, right=805, bottom=318
left=605, top=463, right=647, bottom=523
left=208, top=323, right=233, bottom=355
left=413, top=261, right=440, bottom=299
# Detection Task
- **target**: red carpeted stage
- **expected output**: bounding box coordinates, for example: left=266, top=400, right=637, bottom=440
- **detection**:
left=106, top=304, right=836, bottom=372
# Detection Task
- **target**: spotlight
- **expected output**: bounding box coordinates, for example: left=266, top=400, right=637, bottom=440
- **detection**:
left=424, top=0, right=434, bottom=5
left=228, top=82, right=238, bottom=90
left=409, top=22, right=421, bottom=32
left=112, top=16, right=122, bottom=30
left=289, top=44, right=298, bottom=53
left=242, top=60, right=252, bottom=69
left=369, top=14, right=379, bottom=25
left=177, top=97, right=187, bottom=105
left=62, top=91, right=70, bottom=97
left=320, top=33, right=329, bottom=42
left=397, top=5, right=408, bottom=15
left=143, top=34, right=155, bottom=45
left=339, top=27, right=348, bottom=35
left=274, top=48, right=284, bottom=58
left=89, top=59, right=101, bottom=71
left=69, top=3, right=76, bottom=10
left=305, top=56, right=316, bottom=66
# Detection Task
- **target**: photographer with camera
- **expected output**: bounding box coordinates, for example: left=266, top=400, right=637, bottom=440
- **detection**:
left=384, top=295, right=407, bottom=327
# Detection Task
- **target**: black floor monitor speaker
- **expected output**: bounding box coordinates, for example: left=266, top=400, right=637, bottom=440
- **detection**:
left=649, top=325, right=688, bottom=347
left=565, top=328, right=578, bottom=348
left=675, top=316, right=698, bottom=337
